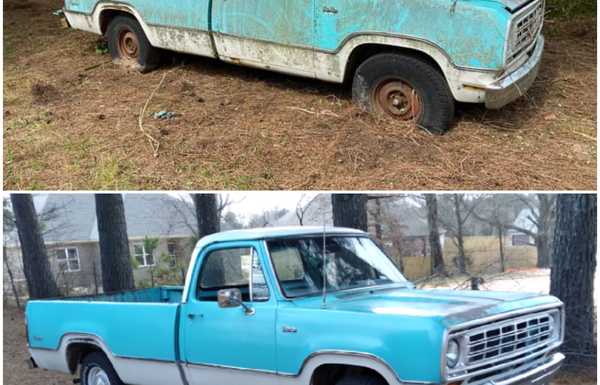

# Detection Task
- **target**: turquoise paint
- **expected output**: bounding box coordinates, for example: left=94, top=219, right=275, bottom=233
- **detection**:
left=65, top=0, right=511, bottom=70
left=314, top=0, right=510, bottom=69
left=27, top=227, right=562, bottom=383
left=181, top=240, right=278, bottom=372
left=65, top=0, right=211, bottom=31
left=212, top=0, right=315, bottom=48
left=27, top=300, right=179, bottom=361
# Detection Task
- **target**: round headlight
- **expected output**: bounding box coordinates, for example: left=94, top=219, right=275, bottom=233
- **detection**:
left=446, top=339, right=460, bottom=368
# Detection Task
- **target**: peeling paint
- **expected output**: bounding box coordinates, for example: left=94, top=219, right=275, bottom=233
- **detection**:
left=63, top=0, right=543, bottom=106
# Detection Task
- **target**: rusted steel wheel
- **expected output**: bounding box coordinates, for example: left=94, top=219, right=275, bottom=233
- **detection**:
left=117, top=30, right=140, bottom=60
left=371, top=79, right=423, bottom=121
left=352, top=53, right=455, bottom=134
left=106, top=16, right=161, bottom=73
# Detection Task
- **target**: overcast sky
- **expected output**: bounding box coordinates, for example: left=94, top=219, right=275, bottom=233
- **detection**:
left=171, top=192, right=318, bottom=223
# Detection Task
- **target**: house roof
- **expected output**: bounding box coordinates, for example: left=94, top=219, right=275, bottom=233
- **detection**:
left=511, top=208, right=538, bottom=234
left=7, top=194, right=197, bottom=245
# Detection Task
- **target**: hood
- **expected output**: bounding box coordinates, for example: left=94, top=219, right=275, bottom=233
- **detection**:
left=294, top=287, right=562, bottom=327
left=486, top=0, right=534, bottom=12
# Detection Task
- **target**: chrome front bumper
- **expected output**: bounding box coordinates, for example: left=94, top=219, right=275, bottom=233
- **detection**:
left=485, top=35, right=545, bottom=109
left=489, top=353, right=565, bottom=385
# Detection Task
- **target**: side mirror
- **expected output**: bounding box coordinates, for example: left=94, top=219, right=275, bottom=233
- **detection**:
left=217, top=288, right=255, bottom=316
left=217, top=288, right=243, bottom=308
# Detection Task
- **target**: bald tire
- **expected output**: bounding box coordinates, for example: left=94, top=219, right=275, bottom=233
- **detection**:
left=352, top=53, right=455, bottom=135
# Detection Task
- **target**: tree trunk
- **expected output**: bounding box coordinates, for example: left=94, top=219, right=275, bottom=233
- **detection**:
left=92, top=260, right=99, bottom=295
left=95, top=194, right=135, bottom=293
left=453, top=194, right=467, bottom=274
left=550, top=194, right=596, bottom=364
left=3, top=246, right=22, bottom=309
left=536, top=194, right=556, bottom=268
left=497, top=225, right=506, bottom=273
left=373, top=199, right=383, bottom=241
left=331, top=194, right=368, bottom=232
left=192, top=194, right=220, bottom=238
left=536, top=233, right=551, bottom=268
left=425, top=194, right=445, bottom=275
left=10, top=194, right=61, bottom=299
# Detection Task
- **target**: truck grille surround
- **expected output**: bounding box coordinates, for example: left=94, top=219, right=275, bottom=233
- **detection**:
left=446, top=308, right=562, bottom=384
left=506, top=0, right=545, bottom=65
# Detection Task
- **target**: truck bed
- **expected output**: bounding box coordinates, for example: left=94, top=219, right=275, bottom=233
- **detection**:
left=26, top=286, right=183, bottom=363
left=68, top=286, right=184, bottom=303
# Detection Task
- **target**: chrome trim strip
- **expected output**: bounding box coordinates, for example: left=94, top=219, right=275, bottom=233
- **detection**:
left=448, top=302, right=563, bottom=333
left=185, top=361, right=279, bottom=376
left=494, top=352, right=565, bottom=385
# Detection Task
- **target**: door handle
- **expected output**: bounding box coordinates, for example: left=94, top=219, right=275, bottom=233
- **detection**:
left=282, top=326, right=298, bottom=333
left=322, top=6, right=338, bottom=14
left=187, top=313, right=202, bottom=320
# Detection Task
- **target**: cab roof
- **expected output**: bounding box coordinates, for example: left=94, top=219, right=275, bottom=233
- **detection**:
left=199, top=226, right=367, bottom=245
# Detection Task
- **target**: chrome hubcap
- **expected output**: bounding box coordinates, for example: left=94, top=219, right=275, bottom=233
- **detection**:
left=87, top=367, right=111, bottom=385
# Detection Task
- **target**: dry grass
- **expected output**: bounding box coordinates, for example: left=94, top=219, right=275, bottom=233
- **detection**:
left=3, top=0, right=597, bottom=190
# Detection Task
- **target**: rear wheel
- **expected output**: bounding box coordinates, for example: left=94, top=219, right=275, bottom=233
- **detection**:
left=106, top=16, right=161, bottom=73
left=80, top=352, right=124, bottom=385
left=352, top=53, right=455, bottom=134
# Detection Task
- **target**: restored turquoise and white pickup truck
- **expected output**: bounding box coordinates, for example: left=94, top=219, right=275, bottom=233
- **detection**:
left=60, top=0, right=545, bottom=133
left=27, top=227, right=565, bottom=385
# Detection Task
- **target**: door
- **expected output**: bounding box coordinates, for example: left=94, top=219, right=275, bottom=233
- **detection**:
left=315, top=0, right=381, bottom=51
left=131, top=0, right=215, bottom=57
left=211, top=0, right=316, bottom=77
left=181, top=242, right=277, bottom=385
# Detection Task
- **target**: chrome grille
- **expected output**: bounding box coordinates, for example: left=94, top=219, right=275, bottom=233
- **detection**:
left=466, top=312, right=554, bottom=365
left=507, top=0, right=545, bottom=64
left=446, top=308, right=562, bottom=383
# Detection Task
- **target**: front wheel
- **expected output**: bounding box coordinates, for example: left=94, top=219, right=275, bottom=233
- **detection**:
left=336, top=374, right=387, bottom=385
left=106, top=16, right=161, bottom=73
left=352, top=53, right=455, bottom=134
left=81, top=352, right=124, bottom=385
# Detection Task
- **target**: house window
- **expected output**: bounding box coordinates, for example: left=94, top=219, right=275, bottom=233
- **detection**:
left=133, top=243, right=155, bottom=267
left=167, top=241, right=178, bottom=268
left=512, top=234, right=531, bottom=246
left=56, top=247, right=80, bottom=272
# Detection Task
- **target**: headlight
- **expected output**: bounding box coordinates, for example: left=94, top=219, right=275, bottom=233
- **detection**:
left=446, top=339, right=460, bottom=368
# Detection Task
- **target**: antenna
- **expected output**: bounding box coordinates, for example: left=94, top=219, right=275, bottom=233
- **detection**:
left=321, top=208, right=327, bottom=308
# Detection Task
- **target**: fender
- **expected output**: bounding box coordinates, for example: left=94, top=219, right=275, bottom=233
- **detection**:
left=29, top=333, right=185, bottom=385
left=282, top=350, right=433, bottom=385
left=64, top=1, right=217, bottom=58
left=316, top=33, right=501, bottom=103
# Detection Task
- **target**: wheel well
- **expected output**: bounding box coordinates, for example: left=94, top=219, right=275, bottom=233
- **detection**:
left=343, top=44, right=445, bottom=84
left=66, top=343, right=104, bottom=374
left=99, top=9, right=136, bottom=35
left=311, top=364, right=389, bottom=385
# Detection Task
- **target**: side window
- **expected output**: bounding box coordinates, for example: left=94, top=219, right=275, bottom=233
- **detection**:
left=271, top=246, right=305, bottom=281
left=197, top=248, right=269, bottom=302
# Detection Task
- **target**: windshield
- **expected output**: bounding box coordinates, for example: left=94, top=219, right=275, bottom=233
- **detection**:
left=267, top=236, right=408, bottom=298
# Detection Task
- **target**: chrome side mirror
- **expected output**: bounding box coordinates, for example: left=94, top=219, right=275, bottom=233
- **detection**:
left=217, top=288, right=255, bottom=316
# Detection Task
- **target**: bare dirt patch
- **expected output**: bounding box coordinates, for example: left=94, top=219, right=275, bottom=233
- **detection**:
left=3, top=0, right=596, bottom=190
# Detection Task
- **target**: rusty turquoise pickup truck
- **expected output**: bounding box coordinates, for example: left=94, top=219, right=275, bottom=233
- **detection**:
left=61, top=0, right=546, bottom=133
left=26, top=227, right=565, bottom=385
